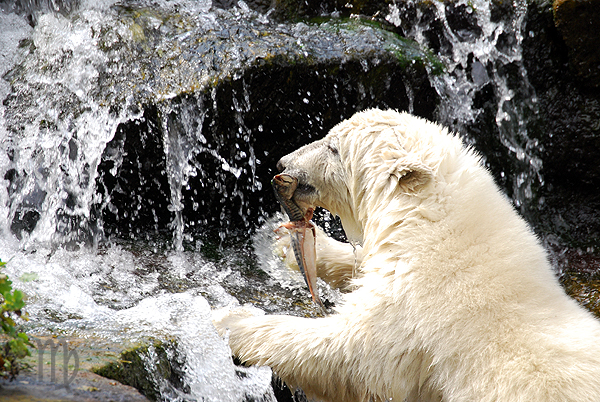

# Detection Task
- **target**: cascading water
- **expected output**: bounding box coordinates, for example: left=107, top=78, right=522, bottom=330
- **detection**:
left=387, top=0, right=543, bottom=215
left=0, top=2, right=330, bottom=400
left=0, top=0, right=551, bottom=400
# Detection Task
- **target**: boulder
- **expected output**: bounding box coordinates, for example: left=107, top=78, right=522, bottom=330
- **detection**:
left=553, top=0, right=600, bottom=86
left=522, top=0, right=600, bottom=255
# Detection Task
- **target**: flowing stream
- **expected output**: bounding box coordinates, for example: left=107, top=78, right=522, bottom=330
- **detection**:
left=0, top=0, right=542, bottom=400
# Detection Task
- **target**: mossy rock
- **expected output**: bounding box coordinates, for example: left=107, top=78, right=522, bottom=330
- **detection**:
left=5, top=2, right=441, bottom=243
left=92, top=10, right=441, bottom=239
left=92, top=340, right=185, bottom=401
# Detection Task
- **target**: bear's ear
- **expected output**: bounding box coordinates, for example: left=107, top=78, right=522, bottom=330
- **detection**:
left=383, top=150, right=434, bottom=192
left=393, top=162, right=433, bottom=192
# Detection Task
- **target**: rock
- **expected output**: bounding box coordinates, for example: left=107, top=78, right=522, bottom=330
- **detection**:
left=560, top=269, right=600, bottom=319
left=2, top=5, right=440, bottom=243
left=522, top=0, right=600, bottom=252
left=92, top=341, right=184, bottom=401
left=98, top=48, right=438, bottom=238
left=553, top=0, right=600, bottom=86
left=0, top=372, right=149, bottom=402
left=0, top=334, right=149, bottom=402
left=92, top=341, right=310, bottom=402
left=229, top=0, right=409, bottom=23
left=90, top=13, right=440, bottom=238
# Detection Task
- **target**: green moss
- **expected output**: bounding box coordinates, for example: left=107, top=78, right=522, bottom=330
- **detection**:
left=93, top=340, right=185, bottom=401
left=316, top=17, right=444, bottom=75
left=382, top=33, right=445, bottom=75
left=130, top=23, right=146, bottom=42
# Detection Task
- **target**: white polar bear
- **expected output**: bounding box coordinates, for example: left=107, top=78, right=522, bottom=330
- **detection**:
left=214, top=109, right=600, bottom=402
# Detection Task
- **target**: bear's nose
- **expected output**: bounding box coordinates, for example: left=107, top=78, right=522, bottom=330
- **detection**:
left=276, top=158, right=286, bottom=173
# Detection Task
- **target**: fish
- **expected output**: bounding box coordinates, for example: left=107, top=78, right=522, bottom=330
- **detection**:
left=272, top=174, right=323, bottom=307
left=271, top=174, right=303, bottom=221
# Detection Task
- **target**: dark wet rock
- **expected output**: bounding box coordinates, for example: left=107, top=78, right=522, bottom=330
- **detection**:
left=271, top=377, right=310, bottom=402
left=553, top=0, right=600, bottom=86
left=90, top=13, right=440, bottom=239
left=98, top=53, right=437, bottom=239
left=522, top=0, right=600, bottom=252
left=560, top=269, right=600, bottom=319
left=235, top=0, right=418, bottom=23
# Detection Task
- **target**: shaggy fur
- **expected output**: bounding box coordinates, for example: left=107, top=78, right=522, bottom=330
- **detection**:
left=214, top=109, right=600, bottom=402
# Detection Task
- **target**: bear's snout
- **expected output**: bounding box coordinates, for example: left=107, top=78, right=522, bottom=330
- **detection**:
left=276, top=158, right=286, bottom=173
left=277, top=140, right=324, bottom=175
left=275, top=154, right=300, bottom=180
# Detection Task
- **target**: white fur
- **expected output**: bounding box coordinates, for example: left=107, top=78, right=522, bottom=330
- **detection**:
left=213, top=109, right=600, bottom=402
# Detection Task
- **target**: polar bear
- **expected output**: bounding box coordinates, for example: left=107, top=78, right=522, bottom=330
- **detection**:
left=214, top=109, right=600, bottom=402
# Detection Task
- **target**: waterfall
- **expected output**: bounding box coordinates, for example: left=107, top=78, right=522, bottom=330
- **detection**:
left=387, top=0, right=543, bottom=214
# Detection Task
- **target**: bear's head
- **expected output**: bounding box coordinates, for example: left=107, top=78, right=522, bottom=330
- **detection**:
left=276, top=109, right=458, bottom=243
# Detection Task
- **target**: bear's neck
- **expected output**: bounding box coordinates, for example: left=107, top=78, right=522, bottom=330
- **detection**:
left=359, top=191, right=438, bottom=256
left=358, top=172, right=536, bottom=266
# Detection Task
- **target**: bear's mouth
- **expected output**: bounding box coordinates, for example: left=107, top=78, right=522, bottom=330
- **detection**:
left=292, top=182, right=318, bottom=212
left=272, top=173, right=317, bottom=219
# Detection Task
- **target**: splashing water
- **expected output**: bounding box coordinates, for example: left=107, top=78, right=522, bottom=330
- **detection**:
left=0, top=231, right=280, bottom=400
left=0, top=5, right=312, bottom=399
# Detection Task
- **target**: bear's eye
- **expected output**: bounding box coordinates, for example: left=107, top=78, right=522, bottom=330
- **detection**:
left=327, top=143, right=339, bottom=155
